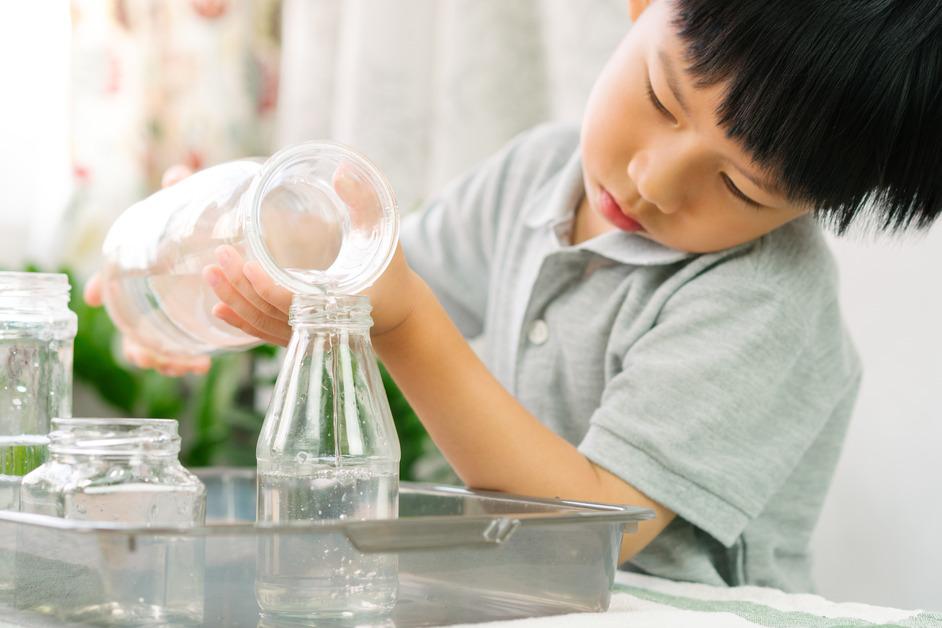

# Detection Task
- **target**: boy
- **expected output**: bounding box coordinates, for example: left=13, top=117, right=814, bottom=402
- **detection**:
left=87, top=0, right=942, bottom=591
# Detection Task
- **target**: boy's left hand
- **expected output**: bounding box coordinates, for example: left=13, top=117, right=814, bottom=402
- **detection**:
left=205, top=166, right=419, bottom=344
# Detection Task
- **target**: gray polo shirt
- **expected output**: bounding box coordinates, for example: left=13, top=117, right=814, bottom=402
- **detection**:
left=400, top=124, right=861, bottom=592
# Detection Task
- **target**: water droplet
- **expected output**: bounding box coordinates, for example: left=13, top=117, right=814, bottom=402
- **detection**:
left=11, top=398, right=21, bottom=407
left=295, top=451, right=309, bottom=464
left=15, top=385, right=26, bottom=393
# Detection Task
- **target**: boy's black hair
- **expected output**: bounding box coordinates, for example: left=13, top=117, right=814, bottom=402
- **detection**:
left=674, top=0, right=942, bottom=234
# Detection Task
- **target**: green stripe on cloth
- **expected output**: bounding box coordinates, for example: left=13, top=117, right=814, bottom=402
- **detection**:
left=613, top=583, right=941, bottom=628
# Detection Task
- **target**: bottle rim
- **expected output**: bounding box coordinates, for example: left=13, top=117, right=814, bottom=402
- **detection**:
left=49, top=418, right=181, bottom=458
left=288, top=293, right=373, bottom=328
left=242, top=141, right=399, bottom=296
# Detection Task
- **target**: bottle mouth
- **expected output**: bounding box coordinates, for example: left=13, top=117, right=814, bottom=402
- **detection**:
left=49, top=418, right=181, bottom=458
left=288, top=293, right=373, bottom=328
left=243, top=141, right=399, bottom=296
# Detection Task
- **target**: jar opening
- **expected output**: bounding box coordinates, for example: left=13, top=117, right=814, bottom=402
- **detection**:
left=49, top=418, right=181, bottom=458
left=243, top=141, right=399, bottom=296
left=0, top=272, right=71, bottom=309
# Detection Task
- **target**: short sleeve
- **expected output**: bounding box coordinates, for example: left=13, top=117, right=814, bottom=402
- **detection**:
left=578, top=255, right=862, bottom=547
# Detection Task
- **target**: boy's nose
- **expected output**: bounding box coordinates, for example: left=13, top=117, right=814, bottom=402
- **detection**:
left=627, top=146, right=689, bottom=214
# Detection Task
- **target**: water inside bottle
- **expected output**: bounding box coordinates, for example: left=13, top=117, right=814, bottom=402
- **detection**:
left=101, top=263, right=257, bottom=357
left=256, top=459, right=399, bottom=619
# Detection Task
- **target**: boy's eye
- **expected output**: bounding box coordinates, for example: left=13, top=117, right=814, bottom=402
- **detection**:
left=646, top=77, right=677, bottom=124
left=721, top=174, right=763, bottom=209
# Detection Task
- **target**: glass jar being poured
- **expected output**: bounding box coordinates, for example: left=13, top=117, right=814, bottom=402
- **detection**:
left=99, top=141, right=399, bottom=357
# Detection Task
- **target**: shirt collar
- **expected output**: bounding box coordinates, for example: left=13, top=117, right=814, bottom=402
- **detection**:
left=524, top=150, right=692, bottom=267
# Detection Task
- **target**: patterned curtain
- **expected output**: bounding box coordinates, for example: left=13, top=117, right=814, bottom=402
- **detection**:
left=60, top=0, right=281, bottom=275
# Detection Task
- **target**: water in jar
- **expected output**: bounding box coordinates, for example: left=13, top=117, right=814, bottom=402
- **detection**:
left=256, top=459, right=399, bottom=619
left=0, top=335, right=71, bottom=510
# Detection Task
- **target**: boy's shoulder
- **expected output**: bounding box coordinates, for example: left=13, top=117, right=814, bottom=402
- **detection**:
left=750, top=216, right=840, bottom=301
left=670, top=216, right=841, bottom=314
left=497, top=122, right=581, bottom=192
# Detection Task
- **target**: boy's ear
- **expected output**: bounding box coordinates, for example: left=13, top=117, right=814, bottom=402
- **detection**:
left=628, top=0, right=655, bottom=21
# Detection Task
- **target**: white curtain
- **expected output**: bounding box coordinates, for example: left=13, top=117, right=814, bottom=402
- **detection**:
left=0, top=1, right=71, bottom=270
left=276, top=0, right=627, bottom=212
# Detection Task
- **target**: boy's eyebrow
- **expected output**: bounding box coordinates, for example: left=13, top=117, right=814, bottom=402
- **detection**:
left=658, top=48, right=785, bottom=198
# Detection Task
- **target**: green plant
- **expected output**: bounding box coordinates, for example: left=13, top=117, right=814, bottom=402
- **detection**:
left=56, top=268, right=432, bottom=479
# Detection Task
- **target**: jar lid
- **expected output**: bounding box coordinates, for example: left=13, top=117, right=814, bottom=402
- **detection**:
left=243, top=142, right=399, bottom=296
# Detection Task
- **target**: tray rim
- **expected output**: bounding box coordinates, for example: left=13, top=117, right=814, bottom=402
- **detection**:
left=0, top=467, right=655, bottom=539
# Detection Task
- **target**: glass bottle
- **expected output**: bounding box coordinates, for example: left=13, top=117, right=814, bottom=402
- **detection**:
left=0, top=272, right=77, bottom=511
left=17, top=418, right=205, bottom=625
left=99, top=141, right=398, bottom=357
left=256, top=294, right=400, bottom=620
left=19, top=417, right=206, bottom=524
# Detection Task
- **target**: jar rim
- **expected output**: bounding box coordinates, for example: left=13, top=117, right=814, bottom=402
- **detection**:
left=52, top=417, right=178, bottom=428
left=243, top=141, right=399, bottom=296
left=0, top=271, right=71, bottom=299
left=49, top=417, right=181, bottom=457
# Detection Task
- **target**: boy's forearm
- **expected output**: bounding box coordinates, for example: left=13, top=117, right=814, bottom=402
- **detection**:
left=372, top=275, right=674, bottom=559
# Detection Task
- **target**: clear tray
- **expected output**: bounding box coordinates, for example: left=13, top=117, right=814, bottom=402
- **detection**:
left=0, top=468, right=653, bottom=627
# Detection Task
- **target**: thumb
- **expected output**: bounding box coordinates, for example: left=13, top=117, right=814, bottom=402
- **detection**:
left=83, top=273, right=103, bottom=307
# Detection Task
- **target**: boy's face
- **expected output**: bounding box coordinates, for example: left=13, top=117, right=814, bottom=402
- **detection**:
left=579, top=0, right=810, bottom=253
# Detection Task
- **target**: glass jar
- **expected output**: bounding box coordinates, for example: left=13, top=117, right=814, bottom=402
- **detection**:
left=99, top=141, right=398, bottom=357
left=17, top=418, right=205, bottom=626
left=256, top=294, right=400, bottom=620
left=0, top=272, right=77, bottom=511
left=19, top=418, right=205, bottom=525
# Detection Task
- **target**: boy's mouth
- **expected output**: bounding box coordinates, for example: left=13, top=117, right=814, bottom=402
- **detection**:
left=598, top=187, right=644, bottom=232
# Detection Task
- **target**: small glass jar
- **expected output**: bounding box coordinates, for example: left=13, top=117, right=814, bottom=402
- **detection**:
left=0, top=272, right=77, bottom=511
left=17, top=418, right=206, bottom=625
left=100, top=141, right=398, bottom=357
left=19, top=418, right=205, bottom=525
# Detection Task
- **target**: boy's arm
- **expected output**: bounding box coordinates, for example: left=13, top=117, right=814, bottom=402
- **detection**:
left=373, top=272, right=676, bottom=562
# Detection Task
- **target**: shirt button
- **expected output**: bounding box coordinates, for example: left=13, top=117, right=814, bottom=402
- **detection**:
left=527, top=319, right=549, bottom=345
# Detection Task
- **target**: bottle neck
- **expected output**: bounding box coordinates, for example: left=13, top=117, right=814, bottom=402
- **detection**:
left=0, top=272, right=72, bottom=314
left=288, top=293, right=373, bottom=333
left=48, top=418, right=181, bottom=460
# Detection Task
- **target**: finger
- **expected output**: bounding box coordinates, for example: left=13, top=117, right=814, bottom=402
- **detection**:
left=214, top=245, right=287, bottom=320
left=83, top=273, right=103, bottom=307
left=161, top=164, right=194, bottom=188
left=333, top=162, right=380, bottom=213
left=333, top=163, right=381, bottom=231
left=212, top=303, right=291, bottom=347
left=203, top=266, right=292, bottom=341
left=243, top=261, right=293, bottom=314
left=122, top=338, right=210, bottom=375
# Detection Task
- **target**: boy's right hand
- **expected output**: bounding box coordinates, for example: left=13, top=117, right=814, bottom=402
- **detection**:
left=84, top=164, right=212, bottom=377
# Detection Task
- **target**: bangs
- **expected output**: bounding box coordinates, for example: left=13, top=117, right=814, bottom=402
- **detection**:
left=674, top=0, right=942, bottom=234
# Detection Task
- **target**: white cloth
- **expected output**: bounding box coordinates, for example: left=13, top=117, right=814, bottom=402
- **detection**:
left=447, top=571, right=938, bottom=628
